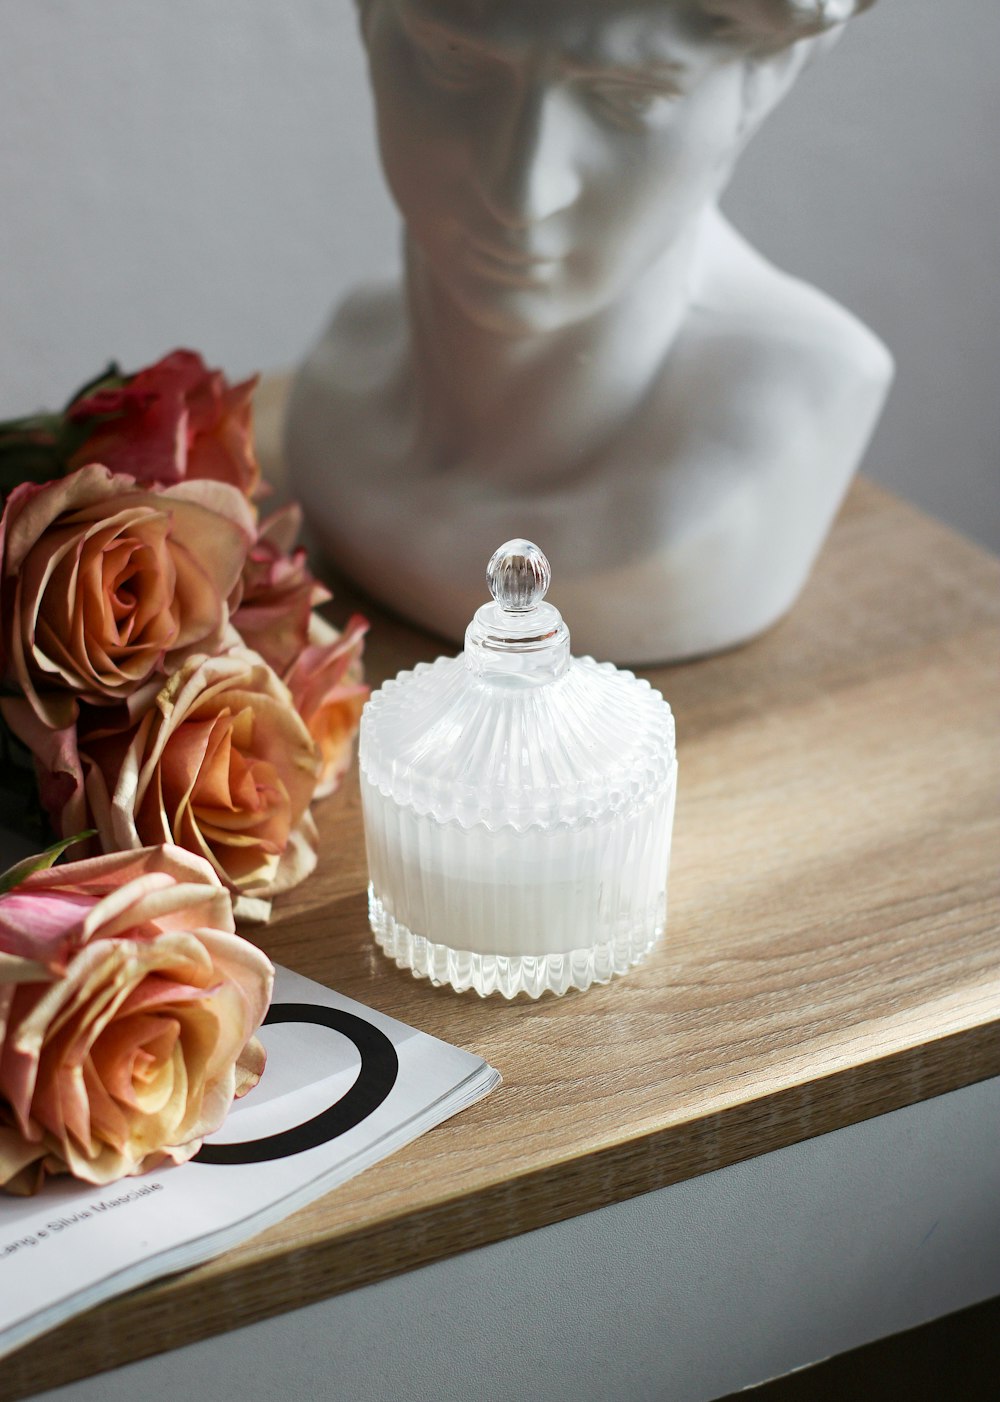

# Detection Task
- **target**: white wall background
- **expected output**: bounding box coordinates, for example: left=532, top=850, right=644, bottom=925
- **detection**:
left=1, top=0, right=997, bottom=550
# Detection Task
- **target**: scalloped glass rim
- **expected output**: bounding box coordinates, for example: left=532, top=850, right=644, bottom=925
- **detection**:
left=369, top=886, right=664, bottom=999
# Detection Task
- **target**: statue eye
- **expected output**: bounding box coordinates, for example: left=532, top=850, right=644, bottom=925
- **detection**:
left=415, top=34, right=488, bottom=89
left=587, top=82, right=677, bottom=128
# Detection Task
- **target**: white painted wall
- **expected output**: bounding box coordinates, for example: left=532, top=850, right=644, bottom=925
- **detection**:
left=1, top=0, right=997, bottom=550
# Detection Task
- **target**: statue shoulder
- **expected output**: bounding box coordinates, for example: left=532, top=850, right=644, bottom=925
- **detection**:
left=301, top=280, right=409, bottom=396
left=688, top=217, right=895, bottom=425
left=286, top=280, right=412, bottom=485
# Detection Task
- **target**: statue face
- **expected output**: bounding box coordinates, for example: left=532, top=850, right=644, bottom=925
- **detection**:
left=363, top=0, right=752, bottom=335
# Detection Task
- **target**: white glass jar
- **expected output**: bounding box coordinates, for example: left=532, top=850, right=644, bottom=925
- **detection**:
left=359, top=540, right=677, bottom=998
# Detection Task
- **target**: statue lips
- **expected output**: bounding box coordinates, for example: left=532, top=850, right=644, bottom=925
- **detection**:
left=462, top=232, right=561, bottom=285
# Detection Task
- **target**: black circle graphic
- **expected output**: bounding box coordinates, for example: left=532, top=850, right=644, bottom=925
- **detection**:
left=195, top=1002, right=399, bottom=1165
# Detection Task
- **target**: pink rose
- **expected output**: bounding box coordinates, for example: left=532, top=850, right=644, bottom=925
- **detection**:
left=0, top=463, right=254, bottom=731
left=24, top=647, right=322, bottom=921
left=285, top=614, right=368, bottom=800
left=66, top=350, right=262, bottom=499
left=231, top=505, right=331, bottom=675
left=0, top=844, right=273, bottom=1195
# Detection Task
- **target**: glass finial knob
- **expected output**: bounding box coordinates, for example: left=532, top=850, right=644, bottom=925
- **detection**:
left=487, top=539, right=550, bottom=613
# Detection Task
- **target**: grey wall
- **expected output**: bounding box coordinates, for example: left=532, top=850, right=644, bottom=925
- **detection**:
left=1, top=0, right=997, bottom=550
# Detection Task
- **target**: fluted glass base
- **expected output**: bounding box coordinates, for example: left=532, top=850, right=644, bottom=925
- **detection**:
left=369, top=886, right=664, bottom=999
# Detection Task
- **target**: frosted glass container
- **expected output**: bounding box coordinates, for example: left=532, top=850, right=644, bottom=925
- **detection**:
left=359, top=540, right=677, bottom=998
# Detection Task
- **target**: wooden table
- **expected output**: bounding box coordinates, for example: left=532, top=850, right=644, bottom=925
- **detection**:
left=7, top=383, right=999, bottom=1399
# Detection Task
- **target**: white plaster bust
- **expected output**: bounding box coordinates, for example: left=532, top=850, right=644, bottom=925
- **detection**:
left=286, top=0, right=892, bottom=664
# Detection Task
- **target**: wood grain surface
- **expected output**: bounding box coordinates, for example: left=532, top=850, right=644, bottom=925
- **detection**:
left=6, top=378, right=999, bottom=1398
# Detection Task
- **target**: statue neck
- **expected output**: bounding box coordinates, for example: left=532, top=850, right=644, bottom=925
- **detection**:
left=405, top=212, right=710, bottom=485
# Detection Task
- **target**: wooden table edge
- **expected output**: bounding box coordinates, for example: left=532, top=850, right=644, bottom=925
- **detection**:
left=6, top=1015, right=998, bottom=1399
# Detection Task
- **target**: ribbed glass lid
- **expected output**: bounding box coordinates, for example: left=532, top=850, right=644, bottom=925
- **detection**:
left=359, top=541, right=676, bottom=831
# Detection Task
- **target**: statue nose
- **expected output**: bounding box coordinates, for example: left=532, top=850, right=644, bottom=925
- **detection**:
left=475, top=84, right=582, bottom=227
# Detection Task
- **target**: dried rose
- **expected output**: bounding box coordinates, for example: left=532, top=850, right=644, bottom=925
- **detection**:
left=66, top=350, right=262, bottom=499
left=0, top=463, right=254, bottom=731
left=0, top=844, right=273, bottom=1195
left=231, top=505, right=330, bottom=675
left=285, top=614, right=368, bottom=800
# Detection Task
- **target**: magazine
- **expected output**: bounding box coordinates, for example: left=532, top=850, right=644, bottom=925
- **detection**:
left=0, top=964, right=500, bottom=1360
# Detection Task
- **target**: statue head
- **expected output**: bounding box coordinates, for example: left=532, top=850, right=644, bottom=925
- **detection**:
left=356, top=0, right=875, bottom=335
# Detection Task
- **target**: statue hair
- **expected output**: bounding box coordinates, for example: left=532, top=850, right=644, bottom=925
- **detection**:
left=702, top=0, right=876, bottom=51
left=353, top=0, right=875, bottom=60
left=355, top=0, right=876, bottom=45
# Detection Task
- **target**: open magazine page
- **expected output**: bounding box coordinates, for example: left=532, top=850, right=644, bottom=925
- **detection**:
left=0, top=965, right=500, bottom=1361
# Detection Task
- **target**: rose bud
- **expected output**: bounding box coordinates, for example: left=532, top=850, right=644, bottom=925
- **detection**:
left=285, top=614, right=369, bottom=801
left=67, top=349, right=262, bottom=499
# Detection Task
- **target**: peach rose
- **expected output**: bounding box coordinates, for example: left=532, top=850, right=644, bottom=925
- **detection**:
left=0, top=463, right=254, bottom=731
left=38, top=647, right=322, bottom=920
left=231, top=505, right=330, bottom=675
left=67, top=350, right=262, bottom=499
left=0, top=844, right=273, bottom=1195
left=285, top=614, right=368, bottom=800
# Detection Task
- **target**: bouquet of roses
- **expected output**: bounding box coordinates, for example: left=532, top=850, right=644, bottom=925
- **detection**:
left=0, top=351, right=368, bottom=924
